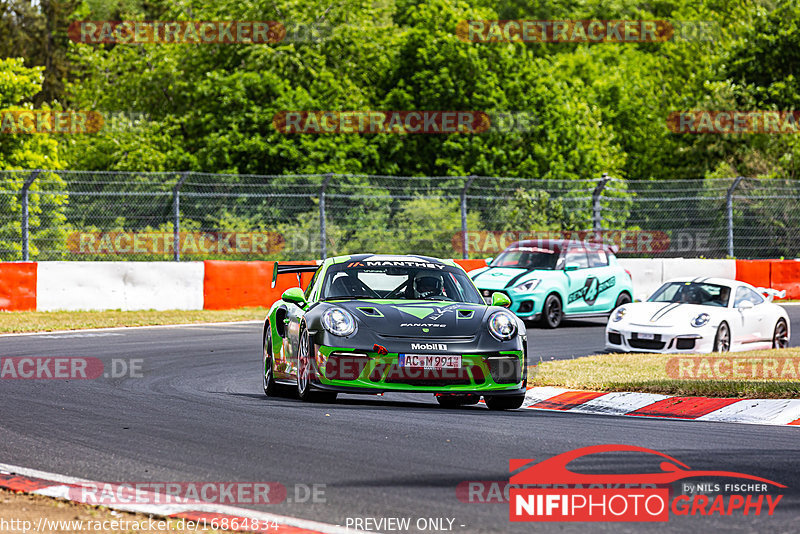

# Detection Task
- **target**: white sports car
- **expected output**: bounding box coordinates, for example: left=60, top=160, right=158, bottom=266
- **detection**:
left=605, top=277, right=790, bottom=353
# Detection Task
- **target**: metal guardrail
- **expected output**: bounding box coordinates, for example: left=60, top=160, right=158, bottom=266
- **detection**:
left=2, top=170, right=798, bottom=261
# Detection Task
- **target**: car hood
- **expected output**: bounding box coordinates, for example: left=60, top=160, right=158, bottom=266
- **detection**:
left=326, top=299, right=489, bottom=338
left=618, top=301, right=724, bottom=327
left=470, top=267, right=544, bottom=290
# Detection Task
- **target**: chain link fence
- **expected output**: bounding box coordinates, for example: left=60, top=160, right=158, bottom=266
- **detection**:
left=1, top=170, right=798, bottom=261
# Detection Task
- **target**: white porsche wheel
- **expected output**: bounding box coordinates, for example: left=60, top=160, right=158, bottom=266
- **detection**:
left=773, top=319, right=789, bottom=349
left=713, top=322, right=730, bottom=352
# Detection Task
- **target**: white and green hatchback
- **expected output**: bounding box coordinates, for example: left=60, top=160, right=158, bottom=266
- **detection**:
left=469, top=239, right=634, bottom=328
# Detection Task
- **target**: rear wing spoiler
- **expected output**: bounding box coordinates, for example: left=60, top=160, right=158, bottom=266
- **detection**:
left=756, top=287, right=786, bottom=302
left=271, top=261, right=322, bottom=288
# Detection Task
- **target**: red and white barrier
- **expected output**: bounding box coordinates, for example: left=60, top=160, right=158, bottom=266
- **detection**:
left=0, top=258, right=797, bottom=312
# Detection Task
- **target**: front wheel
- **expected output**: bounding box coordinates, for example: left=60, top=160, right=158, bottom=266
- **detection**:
left=484, top=394, right=525, bottom=410
left=263, top=326, right=277, bottom=397
left=773, top=319, right=789, bottom=349
left=540, top=294, right=562, bottom=329
left=613, top=292, right=631, bottom=311
left=296, top=327, right=337, bottom=403
left=713, top=322, right=730, bottom=352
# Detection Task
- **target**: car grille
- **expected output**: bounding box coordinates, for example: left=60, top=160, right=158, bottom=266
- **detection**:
left=628, top=338, right=666, bottom=350
left=371, top=365, right=484, bottom=386
left=325, top=355, right=369, bottom=380
left=675, top=338, right=696, bottom=350
left=486, top=356, right=521, bottom=384
left=608, top=332, right=622, bottom=345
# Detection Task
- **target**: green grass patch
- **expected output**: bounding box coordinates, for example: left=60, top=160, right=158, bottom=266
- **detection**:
left=530, top=349, right=800, bottom=398
left=0, top=308, right=268, bottom=334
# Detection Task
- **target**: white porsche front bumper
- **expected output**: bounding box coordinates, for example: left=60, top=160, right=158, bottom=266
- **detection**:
left=605, top=324, right=717, bottom=353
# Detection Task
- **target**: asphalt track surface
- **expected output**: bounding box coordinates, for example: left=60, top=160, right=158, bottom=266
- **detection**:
left=2, top=308, right=800, bottom=533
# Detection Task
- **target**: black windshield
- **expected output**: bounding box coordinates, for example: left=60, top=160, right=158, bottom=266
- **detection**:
left=491, top=248, right=559, bottom=270
left=320, top=264, right=484, bottom=304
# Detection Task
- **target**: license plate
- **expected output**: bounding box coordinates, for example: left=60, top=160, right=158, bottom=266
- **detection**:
left=399, top=354, right=461, bottom=369
left=637, top=333, right=655, bottom=340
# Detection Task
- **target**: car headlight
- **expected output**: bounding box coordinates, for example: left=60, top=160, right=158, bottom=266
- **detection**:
left=488, top=311, right=517, bottom=341
left=612, top=307, right=626, bottom=322
left=322, top=308, right=356, bottom=336
left=691, top=313, right=710, bottom=328
left=514, top=279, right=540, bottom=292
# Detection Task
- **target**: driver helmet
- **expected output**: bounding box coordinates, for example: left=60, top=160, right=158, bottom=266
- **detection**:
left=414, top=275, right=443, bottom=297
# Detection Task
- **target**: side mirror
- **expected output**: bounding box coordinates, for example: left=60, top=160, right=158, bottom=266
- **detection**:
left=484, top=257, right=494, bottom=266
left=282, top=287, right=307, bottom=306
left=564, top=263, right=579, bottom=271
left=738, top=300, right=754, bottom=310
left=492, top=292, right=511, bottom=308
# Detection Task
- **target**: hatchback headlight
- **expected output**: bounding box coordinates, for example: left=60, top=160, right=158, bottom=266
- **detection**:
left=691, top=313, right=710, bottom=328
left=322, top=308, right=356, bottom=336
left=612, top=307, right=626, bottom=322
left=514, top=279, right=540, bottom=292
left=488, top=311, right=517, bottom=341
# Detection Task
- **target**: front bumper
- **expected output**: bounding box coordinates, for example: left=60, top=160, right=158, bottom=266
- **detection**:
left=605, top=325, right=715, bottom=353
left=309, top=345, right=526, bottom=394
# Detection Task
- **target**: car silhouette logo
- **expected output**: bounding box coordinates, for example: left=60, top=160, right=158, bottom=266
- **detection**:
left=510, top=444, right=785, bottom=487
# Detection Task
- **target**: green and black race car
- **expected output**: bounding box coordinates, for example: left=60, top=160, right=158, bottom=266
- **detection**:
left=262, top=254, right=528, bottom=410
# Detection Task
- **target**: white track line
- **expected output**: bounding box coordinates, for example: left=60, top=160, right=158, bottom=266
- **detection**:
left=0, top=320, right=263, bottom=338
left=0, top=462, right=367, bottom=534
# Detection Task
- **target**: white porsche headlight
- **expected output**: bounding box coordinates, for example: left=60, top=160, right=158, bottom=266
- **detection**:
left=612, top=307, right=627, bottom=322
left=322, top=308, right=356, bottom=336
left=488, top=311, right=517, bottom=341
left=514, top=279, right=540, bottom=292
left=691, top=313, right=710, bottom=328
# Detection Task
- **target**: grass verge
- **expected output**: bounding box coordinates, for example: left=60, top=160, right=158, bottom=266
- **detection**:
left=0, top=488, right=247, bottom=533
left=0, top=308, right=267, bottom=334
left=530, top=348, right=800, bottom=398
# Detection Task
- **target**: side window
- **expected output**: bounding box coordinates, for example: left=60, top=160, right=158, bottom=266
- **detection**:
left=734, top=286, right=764, bottom=307
left=587, top=249, right=609, bottom=268
left=563, top=248, right=589, bottom=269
left=304, top=268, right=320, bottom=299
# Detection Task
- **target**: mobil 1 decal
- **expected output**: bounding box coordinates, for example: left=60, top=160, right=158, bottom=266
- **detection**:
left=568, top=276, right=615, bottom=306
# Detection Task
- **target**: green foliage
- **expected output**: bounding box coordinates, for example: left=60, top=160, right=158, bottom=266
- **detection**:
left=0, top=58, right=65, bottom=259
left=2, top=0, right=798, bottom=259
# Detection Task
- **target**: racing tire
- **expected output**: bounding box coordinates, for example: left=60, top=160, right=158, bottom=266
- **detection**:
left=613, top=292, right=632, bottom=311
left=484, top=394, right=525, bottom=410
left=540, top=294, right=562, bottom=329
left=263, top=326, right=277, bottom=397
left=296, top=327, right=338, bottom=403
left=713, top=322, right=730, bottom=353
left=436, top=394, right=480, bottom=408
left=773, top=319, right=789, bottom=349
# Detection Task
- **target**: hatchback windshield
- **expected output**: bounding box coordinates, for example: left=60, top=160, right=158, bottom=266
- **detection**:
left=491, top=247, right=559, bottom=269
left=648, top=282, right=731, bottom=307
left=320, top=263, right=484, bottom=304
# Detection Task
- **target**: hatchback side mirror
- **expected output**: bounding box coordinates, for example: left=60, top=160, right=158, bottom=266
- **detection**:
left=282, top=287, right=307, bottom=306
left=492, top=292, right=511, bottom=308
